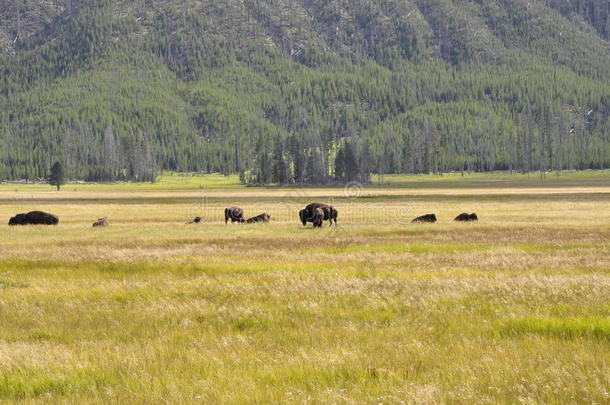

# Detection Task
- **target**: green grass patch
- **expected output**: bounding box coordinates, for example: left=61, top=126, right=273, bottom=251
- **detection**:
left=0, top=279, right=29, bottom=289
left=230, top=316, right=272, bottom=332
left=0, top=173, right=244, bottom=192
left=0, top=367, right=103, bottom=400
left=502, top=317, right=610, bottom=340
left=516, top=243, right=609, bottom=253
left=375, top=170, right=610, bottom=186
left=318, top=243, right=492, bottom=255
left=1, top=170, right=609, bottom=193
left=0, top=259, right=343, bottom=280
left=257, top=364, right=365, bottom=390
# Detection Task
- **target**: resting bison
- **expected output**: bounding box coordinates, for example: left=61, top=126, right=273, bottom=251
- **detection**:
left=187, top=216, right=202, bottom=224
left=9, top=211, right=59, bottom=226
left=92, top=217, right=109, bottom=227
left=411, top=214, right=437, bottom=223
left=225, top=207, right=245, bottom=224
left=246, top=213, right=271, bottom=224
left=454, top=213, right=478, bottom=222
left=299, top=203, right=338, bottom=227
left=8, top=214, right=28, bottom=225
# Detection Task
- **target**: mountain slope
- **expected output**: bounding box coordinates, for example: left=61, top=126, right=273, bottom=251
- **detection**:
left=0, top=0, right=609, bottom=183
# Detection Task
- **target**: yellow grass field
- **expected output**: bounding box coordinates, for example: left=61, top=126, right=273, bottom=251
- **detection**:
left=0, top=174, right=609, bottom=404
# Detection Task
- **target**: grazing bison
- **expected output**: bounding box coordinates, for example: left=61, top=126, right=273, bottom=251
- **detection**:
left=225, top=207, right=245, bottom=224
left=92, top=217, right=109, bottom=227
left=312, top=208, right=325, bottom=228
left=187, top=216, right=202, bottom=224
left=246, top=213, right=271, bottom=224
left=454, top=213, right=478, bottom=222
left=411, top=214, right=437, bottom=223
left=9, top=211, right=59, bottom=226
left=299, top=203, right=338, bottom=227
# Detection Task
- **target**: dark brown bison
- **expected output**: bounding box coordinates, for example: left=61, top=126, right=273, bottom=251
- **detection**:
left=454, top=213, right=478, bottom=222
left=411, top=214, right=437, bottom=223
left=312, top=208, right=325, bottom=228
left=246, top=213, right=271, bottom=223
left=225, top=207, right=245, bottom=224
left=9, top=211, right=59, bottom=226
left=187, top=216, right=202, bottom=224
left=8, top=213, right=28, bottom=225
left=299, top=203, right=338, bottom=227
left=92, top=217, right=109, bottom=227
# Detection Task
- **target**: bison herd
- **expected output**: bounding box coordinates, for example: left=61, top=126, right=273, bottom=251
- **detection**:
left=7, top=206, right=478, bottom=227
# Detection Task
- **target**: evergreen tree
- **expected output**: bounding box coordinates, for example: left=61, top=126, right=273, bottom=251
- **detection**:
left=49, top=161, right=65, bottom=191
left=272, top=141, right=289, bottom=185
left=343, top=142, right=360, bottom=182
left=334, top=146, right=346, bottom=181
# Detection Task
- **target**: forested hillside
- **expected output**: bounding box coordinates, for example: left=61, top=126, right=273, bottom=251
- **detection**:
left=0, top=0, right=609, bottom=183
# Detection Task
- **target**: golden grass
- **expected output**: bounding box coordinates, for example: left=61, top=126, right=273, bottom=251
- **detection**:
left=0, top=179, right=609, bottom=403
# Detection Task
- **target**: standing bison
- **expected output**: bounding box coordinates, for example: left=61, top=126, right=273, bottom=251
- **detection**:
left=411, top=214, right=437, bottom=223
left=299, top=203, right=338, bottom=227
left=9, top=211, right=59, bottom=226
left=454, top=213, right=478, bottom=222
left=225, top=207, right=245, bottom=224
left=312, top=208, right=325, bottom=228
left=246, top=213, right=271, bottom=224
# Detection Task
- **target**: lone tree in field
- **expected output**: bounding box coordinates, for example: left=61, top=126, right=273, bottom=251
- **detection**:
left=49, top=161, right=65, bottom=191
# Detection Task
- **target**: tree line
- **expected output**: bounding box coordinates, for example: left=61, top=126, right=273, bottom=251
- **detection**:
left=0, top=0, right=608, bottom=184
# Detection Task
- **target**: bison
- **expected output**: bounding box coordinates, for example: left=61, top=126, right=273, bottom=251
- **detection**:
left=9, top=211, right=59, bottom=226
left=187, top=216, right=202, bottom=224
left=225, top=207, right=245, bottom=224
left=8, top=213, right=28, bottom=225
left=299, top=203, right=338, bottom=227
left=92, top=217, right=109, bottom=227
left=454, top=213, right=478, bottom=222
left=312, top=208, right=325, bottom=228
left=246, top=213, right=271, bottom=224
left=411, top=214, right=437, bottom=223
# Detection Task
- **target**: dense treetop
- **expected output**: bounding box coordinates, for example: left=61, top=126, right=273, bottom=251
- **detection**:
left=0, top=0, right=609, bottom=183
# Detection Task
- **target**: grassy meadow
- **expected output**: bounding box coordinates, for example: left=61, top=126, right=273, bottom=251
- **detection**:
left=0, top=173, right=609, bottom=404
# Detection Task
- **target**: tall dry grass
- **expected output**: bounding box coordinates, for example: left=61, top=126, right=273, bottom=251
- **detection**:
left=0, top=183, right=608, bottom=403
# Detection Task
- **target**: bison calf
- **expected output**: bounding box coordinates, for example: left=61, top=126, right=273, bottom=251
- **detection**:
left=92, top=217, right=109, bottom=227
left=411, top=214, right=437, bottom=223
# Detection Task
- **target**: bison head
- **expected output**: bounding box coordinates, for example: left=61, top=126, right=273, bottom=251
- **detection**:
left=313, top=208, right=325, bottom=228
left=8, top=214, right=28, bottom=226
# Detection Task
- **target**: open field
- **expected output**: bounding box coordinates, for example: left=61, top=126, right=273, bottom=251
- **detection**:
left=0, top=174, right=609, bottom=403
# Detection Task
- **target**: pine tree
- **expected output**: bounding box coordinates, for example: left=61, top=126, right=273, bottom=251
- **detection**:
left=343, top=142, right=360, bottom=182
left=272, top=141, right=289, bottom=184
left=49, top=161, right=65, bottom=191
